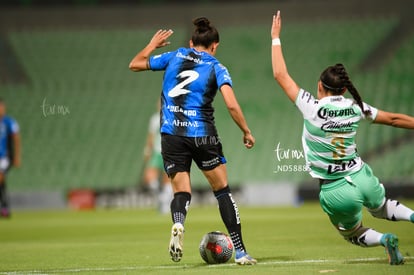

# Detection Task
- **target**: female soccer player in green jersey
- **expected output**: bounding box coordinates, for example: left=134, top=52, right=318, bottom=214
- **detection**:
left=271, top=10, right=414, bottom=265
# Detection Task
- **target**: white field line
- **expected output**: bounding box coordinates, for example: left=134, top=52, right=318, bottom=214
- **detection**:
left=1, top=257, right=413, bottom=274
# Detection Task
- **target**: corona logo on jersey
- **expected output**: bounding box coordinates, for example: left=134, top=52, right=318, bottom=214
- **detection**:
left=317, top=107, right=356, bottom=120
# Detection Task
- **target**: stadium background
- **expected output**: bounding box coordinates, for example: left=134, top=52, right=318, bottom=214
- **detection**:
left=0, top=0, right=413, bottom=208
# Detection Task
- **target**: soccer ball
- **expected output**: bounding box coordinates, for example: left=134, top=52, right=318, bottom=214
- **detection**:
left=199, top=231, right=234, bottom=264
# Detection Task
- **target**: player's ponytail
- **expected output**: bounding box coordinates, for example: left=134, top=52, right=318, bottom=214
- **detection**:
left=335, top=64, right=371, bottom=116
left=320, top=64, right=371, bottom=116
left=191, top=17, right=219, bottom=48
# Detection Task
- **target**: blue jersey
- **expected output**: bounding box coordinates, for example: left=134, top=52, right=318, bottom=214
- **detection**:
left=0, top=116, right=19, bottom=158
left=149, top=47, right=232, bottom=137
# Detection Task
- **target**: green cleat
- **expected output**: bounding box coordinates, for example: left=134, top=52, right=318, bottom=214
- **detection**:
left=381, top=234, right=404, bottom=265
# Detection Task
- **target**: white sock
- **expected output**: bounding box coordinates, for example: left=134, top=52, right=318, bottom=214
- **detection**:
left=385, top=199, right=414, bottom=221
left=359, top=229, right=383, bottom=247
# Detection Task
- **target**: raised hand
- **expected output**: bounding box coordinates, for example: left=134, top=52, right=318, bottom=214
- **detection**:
left=271, top=10, right=281, bottom=39
left=149, top=29, right=174, bottom=48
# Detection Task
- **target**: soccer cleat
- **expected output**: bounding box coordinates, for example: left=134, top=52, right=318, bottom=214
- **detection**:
left=235, top=249, right=257, bottom=265
left=169, top=223, right=184, bottom=262
left=382, top=233, right=404, bottom=265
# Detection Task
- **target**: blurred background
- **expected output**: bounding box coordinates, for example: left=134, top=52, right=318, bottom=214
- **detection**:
left=0, top=0, right=413, bottom=209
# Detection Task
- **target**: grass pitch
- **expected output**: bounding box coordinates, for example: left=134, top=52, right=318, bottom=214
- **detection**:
left=0, top=201, right=413, bottom=274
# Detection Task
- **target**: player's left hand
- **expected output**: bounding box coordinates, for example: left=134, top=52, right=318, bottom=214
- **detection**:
left=271, top=10, right=282, bottom=39
left=243, top=132, right=255, bottom=149
left=149, top=29, right=174, bottom=48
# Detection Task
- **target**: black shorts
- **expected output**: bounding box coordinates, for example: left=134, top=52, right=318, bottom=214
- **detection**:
left=161, top=133, right=227, bottom=176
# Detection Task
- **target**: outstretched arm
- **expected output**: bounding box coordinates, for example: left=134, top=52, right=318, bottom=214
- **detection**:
left=129, top=29, right=174, bottom=72
left=271, top=10, right=300, bottom=102
left=374, top=110, right=414, bottom=129
left=220, top=84, right=255, bottom=149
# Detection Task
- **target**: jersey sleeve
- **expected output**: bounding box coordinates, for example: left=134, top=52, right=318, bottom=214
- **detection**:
left=148, top=50, right=176, bottom=71
left=214, top=63, right=233, bottom=88
left=361, top=102, right=378, bottom=121
left=295, top=89, right=318, bottom=118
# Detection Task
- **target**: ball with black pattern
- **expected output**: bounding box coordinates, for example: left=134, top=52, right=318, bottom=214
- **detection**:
left=199, top=231, right=234, bottom=264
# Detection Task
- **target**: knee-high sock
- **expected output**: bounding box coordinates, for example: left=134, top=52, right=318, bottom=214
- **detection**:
left=170, top=192, right=191, bottom=225
left=214, top=186, right=246, bottom=252
left=354, top=228, right=383, bottom=247
left=369, top=198, right=414, bottom=222
left=341, top=225, right=383, bottom=247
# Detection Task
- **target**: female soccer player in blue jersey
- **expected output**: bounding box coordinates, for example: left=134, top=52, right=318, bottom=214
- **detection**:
left=129, top=18, right=256, bottom=265
left=0, top=98, right=21, bottom=218
left=271, top=11, right=414, bottom=265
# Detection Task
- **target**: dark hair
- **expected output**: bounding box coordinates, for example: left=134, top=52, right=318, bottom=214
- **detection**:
left=191, top=17, right=219, bottom=48
left=320, top=63, right=370, bottom=116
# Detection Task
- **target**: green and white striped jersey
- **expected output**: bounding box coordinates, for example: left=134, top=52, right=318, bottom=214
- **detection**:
left=295, top=89, right=378, bottom=180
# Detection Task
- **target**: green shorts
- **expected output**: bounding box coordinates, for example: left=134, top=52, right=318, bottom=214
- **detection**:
left=319, top=164, right=385, bottom=230
left=148, top=151, right=164, bottom=171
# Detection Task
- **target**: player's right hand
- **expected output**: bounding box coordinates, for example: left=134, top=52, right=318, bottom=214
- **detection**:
left=149, top=29, right=174, bottom=48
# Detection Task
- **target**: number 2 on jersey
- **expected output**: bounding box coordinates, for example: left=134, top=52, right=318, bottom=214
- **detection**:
left=331, top=136, right=345, bottom=159
left=168, top=70, right=199, bottom=98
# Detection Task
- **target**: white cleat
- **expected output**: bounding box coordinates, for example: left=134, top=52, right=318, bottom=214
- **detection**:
left=169, top=223, right=184, bottom=262
left=235, top=250, right=257, bottom=265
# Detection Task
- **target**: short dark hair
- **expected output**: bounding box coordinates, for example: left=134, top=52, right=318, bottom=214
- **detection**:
left=191, top=17, right=219, bottom=48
